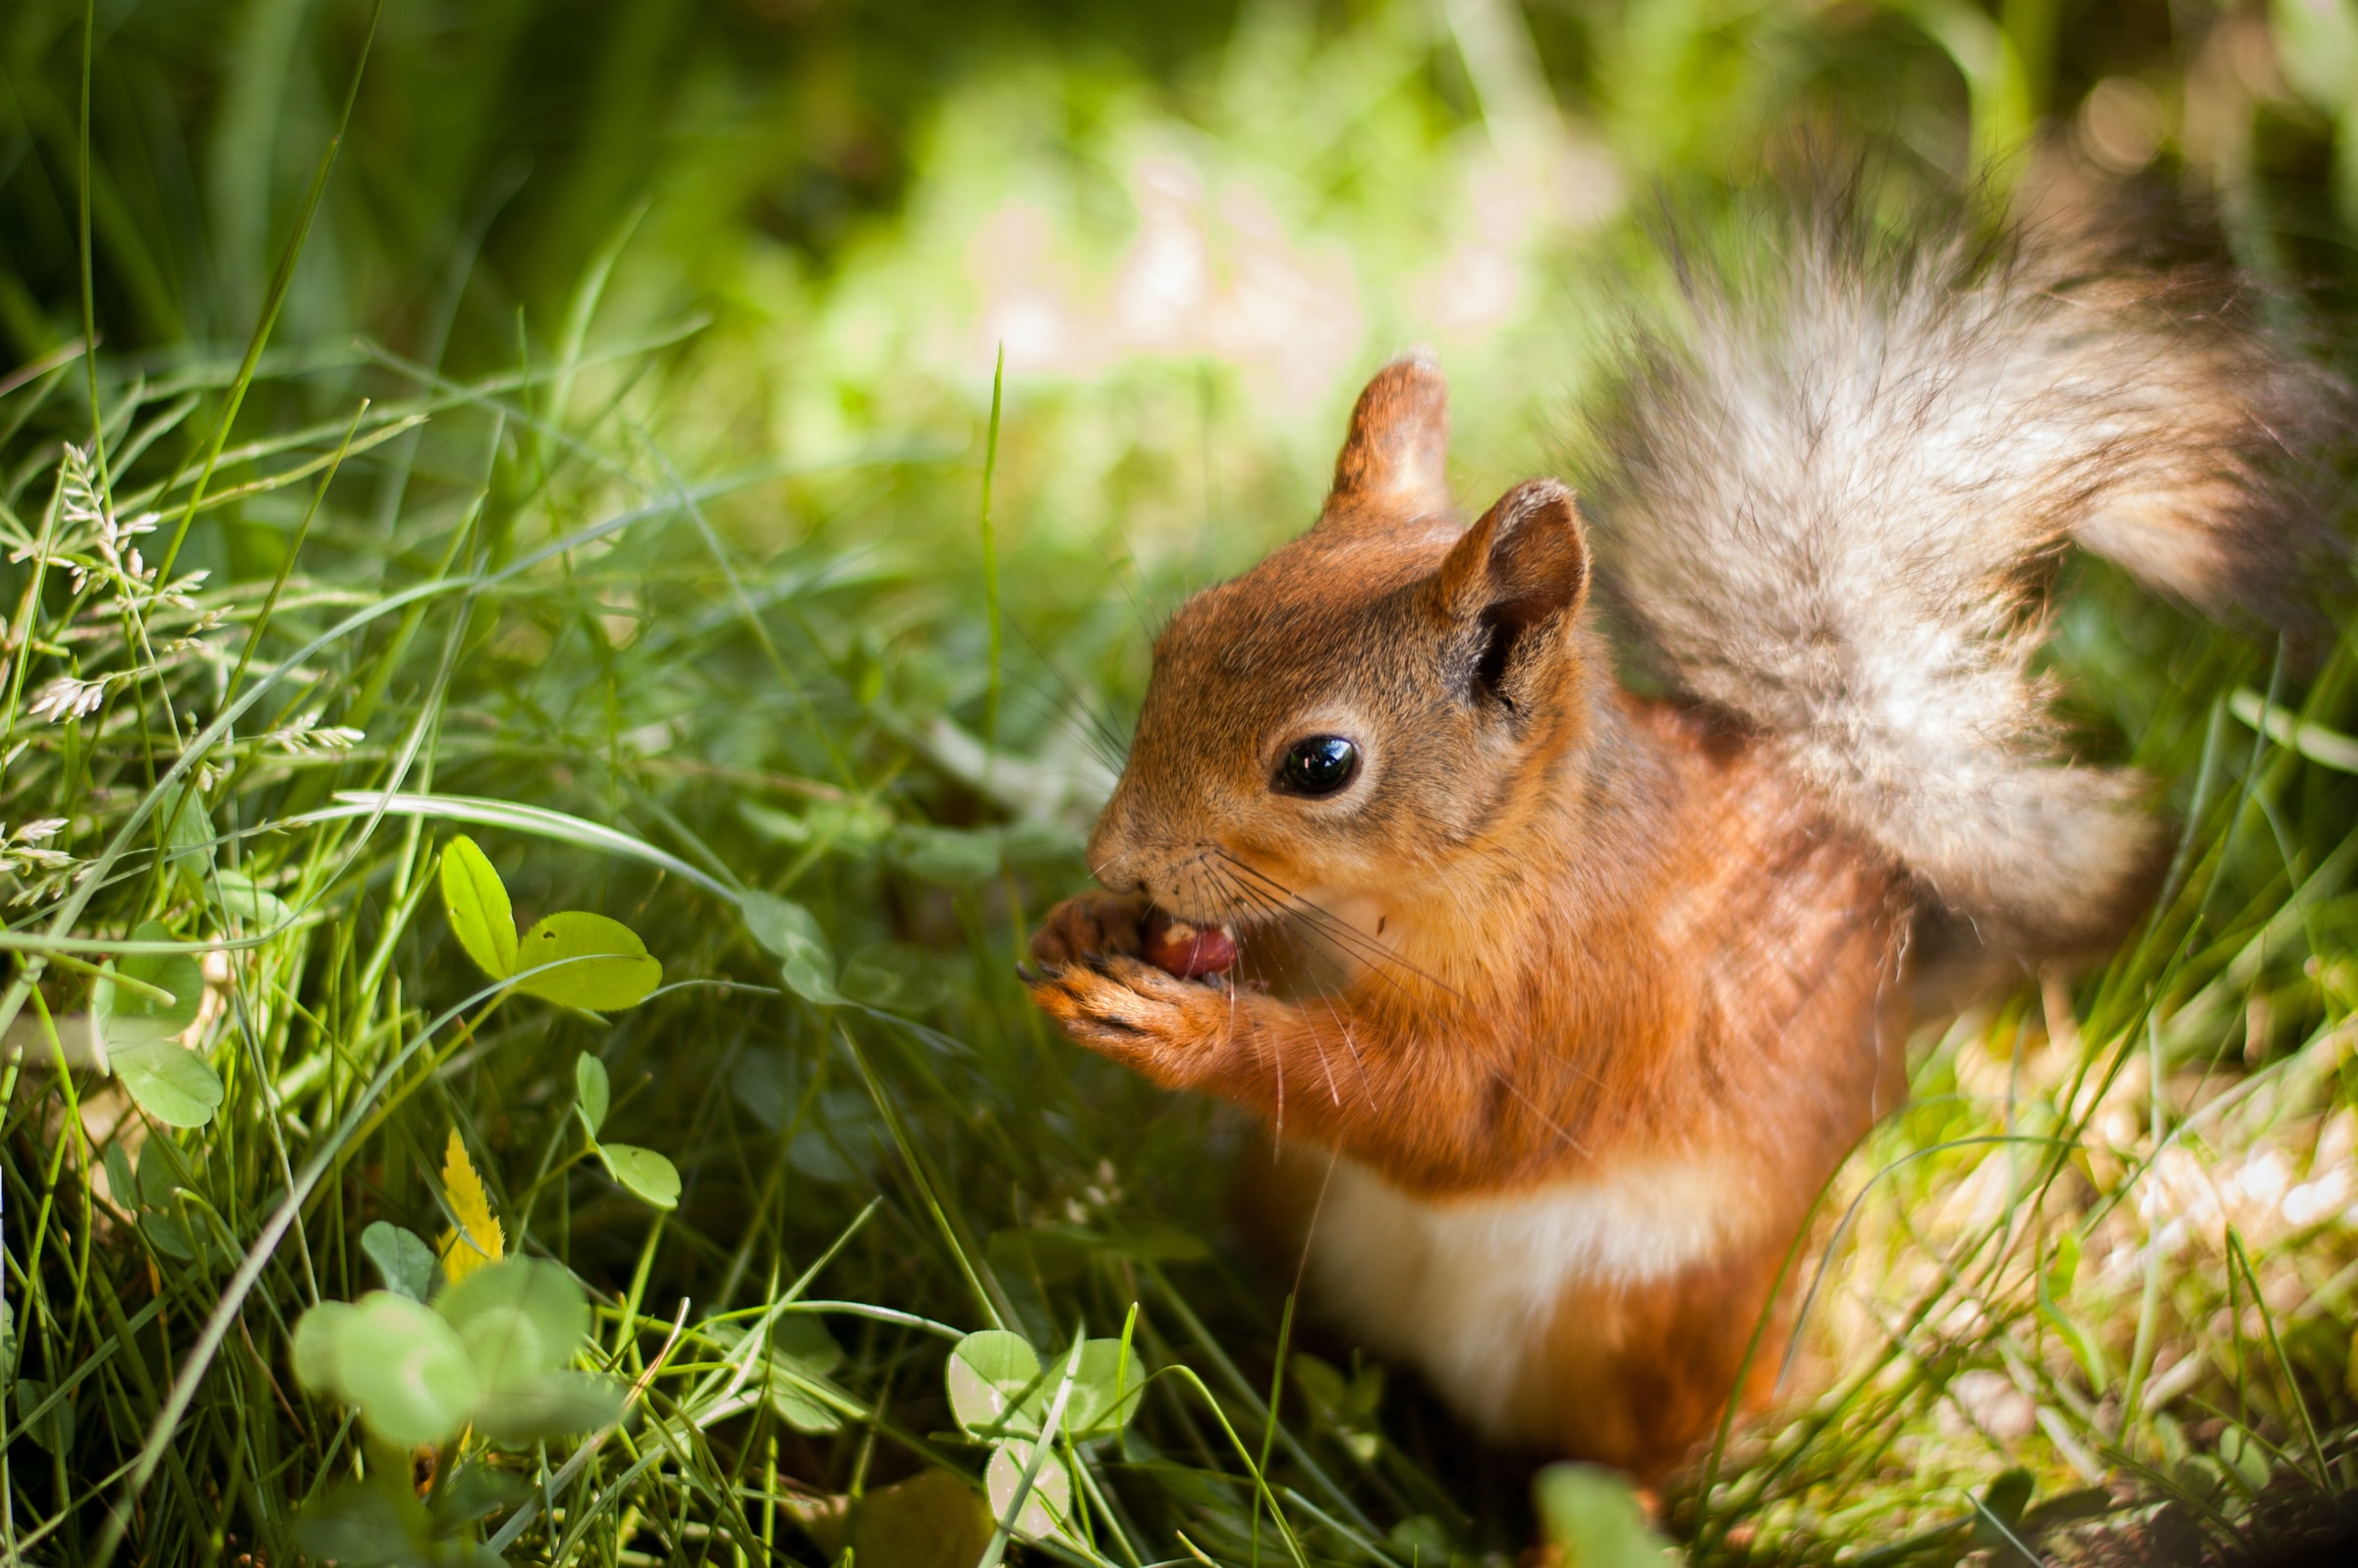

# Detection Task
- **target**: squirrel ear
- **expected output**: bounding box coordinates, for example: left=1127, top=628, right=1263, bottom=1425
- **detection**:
left=1434, top=476, right=1590, bottom=634
left=1321, top=352, right=1451, bottom=523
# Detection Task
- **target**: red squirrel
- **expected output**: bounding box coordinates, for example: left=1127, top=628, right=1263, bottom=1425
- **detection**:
left=1021, top=197, right=2337, bottom=1476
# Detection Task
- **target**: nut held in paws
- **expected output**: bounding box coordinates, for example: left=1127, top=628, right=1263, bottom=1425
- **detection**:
left=1142, top=908, right=1238, bottom=980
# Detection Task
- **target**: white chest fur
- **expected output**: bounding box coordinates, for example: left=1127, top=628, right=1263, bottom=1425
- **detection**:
left=1298, top=1153, right=1751, bottom=1438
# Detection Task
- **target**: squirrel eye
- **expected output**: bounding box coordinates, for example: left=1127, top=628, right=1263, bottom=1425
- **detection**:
left=1277, top=735, right=1360, bottom=796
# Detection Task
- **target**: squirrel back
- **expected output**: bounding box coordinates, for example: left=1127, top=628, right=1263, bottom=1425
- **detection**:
left=1582, top=197, right=2341, bottom=950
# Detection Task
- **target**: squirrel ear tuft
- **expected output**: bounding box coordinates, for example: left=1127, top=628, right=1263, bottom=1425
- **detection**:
left=1322, top=352, right=1451, bottom=523
left=1436, top=478, right=1590, bottom=630
left=1434, top=480, right=1590, bottom=707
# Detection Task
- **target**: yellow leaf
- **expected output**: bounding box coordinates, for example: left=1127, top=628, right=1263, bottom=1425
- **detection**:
left=781, top=1470, right=993, bottom=1567
left=437, top=1130, right=504, bottom=1285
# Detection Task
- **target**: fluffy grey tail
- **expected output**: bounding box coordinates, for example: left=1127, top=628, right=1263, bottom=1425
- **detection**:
left=1585, top=197, right=2342, bottom=950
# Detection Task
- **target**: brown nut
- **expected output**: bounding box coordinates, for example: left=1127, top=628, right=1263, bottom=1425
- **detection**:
left=1141, top=908, right=1239, bottom=980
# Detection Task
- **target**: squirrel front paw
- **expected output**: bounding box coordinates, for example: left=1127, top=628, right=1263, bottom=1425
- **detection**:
left=1023, top=950, right=1234, bottom=1086
left=1028, top=891, right=1151, bottom=966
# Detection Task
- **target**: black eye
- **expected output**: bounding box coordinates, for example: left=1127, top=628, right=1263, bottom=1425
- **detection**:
left=1278, top=735, right=1360, bottom=796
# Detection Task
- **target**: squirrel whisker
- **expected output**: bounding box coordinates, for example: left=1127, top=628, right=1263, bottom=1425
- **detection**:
left=1208, top=849, right=1449, bottom=997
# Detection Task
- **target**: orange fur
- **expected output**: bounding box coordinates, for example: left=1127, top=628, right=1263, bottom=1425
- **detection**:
left=1021, top=341, right=2148, bottom=1475
left=1034, top=695, right=1904, bottom=1199
left=1028, top=513, right=1911, bottom=1474
left=1030, top=696, right=1904, bottom=1472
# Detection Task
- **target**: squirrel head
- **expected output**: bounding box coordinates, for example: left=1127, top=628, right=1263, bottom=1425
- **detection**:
left=1089, top=354, right=1597, bottom=926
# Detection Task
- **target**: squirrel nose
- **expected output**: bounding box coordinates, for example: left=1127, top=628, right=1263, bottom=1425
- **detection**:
left=1085, top=813, right=1145, bottom=894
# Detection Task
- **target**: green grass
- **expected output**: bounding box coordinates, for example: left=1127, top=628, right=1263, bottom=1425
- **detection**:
left=1, top=0, right=2357, bottom=1563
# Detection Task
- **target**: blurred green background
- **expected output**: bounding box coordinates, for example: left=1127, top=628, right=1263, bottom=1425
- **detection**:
left=4, top=1, right=2358, bottom=1564
left=13, top=0, right=2352, bottom=590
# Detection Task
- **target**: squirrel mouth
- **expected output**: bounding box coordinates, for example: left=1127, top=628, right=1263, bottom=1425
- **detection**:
left=1141, top=908, right=1241, bottom=980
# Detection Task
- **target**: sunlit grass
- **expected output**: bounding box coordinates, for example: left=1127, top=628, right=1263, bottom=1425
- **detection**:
left=0, top=0, right=2355, bottom=1563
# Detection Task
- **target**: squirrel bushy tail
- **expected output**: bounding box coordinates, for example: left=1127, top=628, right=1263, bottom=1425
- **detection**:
left=1586, top=196, right=2342, bottom=949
